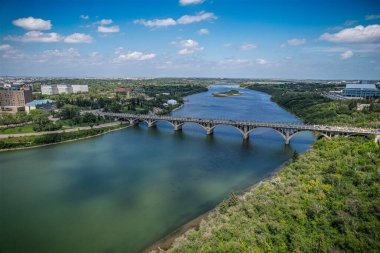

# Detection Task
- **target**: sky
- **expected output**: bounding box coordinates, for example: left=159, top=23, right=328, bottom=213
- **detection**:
left=0, top=0, right=380, bottom=79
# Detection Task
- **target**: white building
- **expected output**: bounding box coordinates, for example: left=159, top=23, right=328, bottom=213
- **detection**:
left=167, top=99, right=178, bottom=105
left=41, top=84, right=89, bottom=95
left=71, top=85, right=89, bottom=94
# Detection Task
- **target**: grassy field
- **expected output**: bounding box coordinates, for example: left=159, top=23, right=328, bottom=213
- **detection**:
left=0, top=124, right=35, bottom=134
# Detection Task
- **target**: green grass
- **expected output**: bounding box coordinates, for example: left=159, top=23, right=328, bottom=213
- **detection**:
left=0, top=124, right=35, bottom=134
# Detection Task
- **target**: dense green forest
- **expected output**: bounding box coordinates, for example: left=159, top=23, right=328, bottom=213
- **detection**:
left=243, top=83, right=380, bottom=128
left=163, top=137, right=380, bottom=253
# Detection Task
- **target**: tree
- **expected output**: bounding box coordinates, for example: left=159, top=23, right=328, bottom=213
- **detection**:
left=292, top=150, right=299, bottom=161
left=60, top=104, right=80, bottom=120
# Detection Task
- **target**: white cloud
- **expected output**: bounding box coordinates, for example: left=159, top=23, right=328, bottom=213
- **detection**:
left=218, top=58, right=251, bottom=68
left=96, top=19, right=113, bottom=25
left=113, top=51, right=156, bottom=62
left=80, top=15, right=89, bottom=20
left=40, top=48, right=80, bottom=58
left=134, top=11, right=216, bottom=28
left=320, top=25, right=380, bottom=43
left=173, top=39, right=204, bottom=55
left=134, top=18, right=177, bottom=28
left=177, top=12, right=216, bottom=25
left=256, top=58, right=269, bottom=65
left=240, top=43, right=257, bottom=50
left=198, top=28, right=209, bottom=35
left=5, top=31, right=61, bottom=43
left=179, top=0, right=205, bottom=5
left=341, top=50, right=353, bottom=60
left=0, top=44, right=12, bottom=50
left=12, top=17, right=52, bottom=30
left=64, top=33, right=94, bottom=43
left=98, top=25, right=120, bottom=33
left=365, top=14, right=380, bottom=20
left=287, top=38, right=306, bottom=46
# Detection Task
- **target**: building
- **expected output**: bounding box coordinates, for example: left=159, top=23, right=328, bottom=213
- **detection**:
left=343, top=83, right=380, bottom=98
left=0, top=86, right=33, bottom=112
left=41, top=84, right=89, bottom=95
left=167, top=99, right=178, bottom=105
left=25, top=99, right=55, bottom=113
left=115, top=87, right=132, bottom=98
left=71, top=85, right=89, bottom=94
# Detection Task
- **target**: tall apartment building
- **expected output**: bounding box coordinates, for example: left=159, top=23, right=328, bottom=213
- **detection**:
left=0, top=86, right=33, bottom=112
left=41, top=84, right=89, bottom=95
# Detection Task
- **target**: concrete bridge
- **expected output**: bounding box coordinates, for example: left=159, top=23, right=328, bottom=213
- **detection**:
left=94, top=112, right=380, bottom=144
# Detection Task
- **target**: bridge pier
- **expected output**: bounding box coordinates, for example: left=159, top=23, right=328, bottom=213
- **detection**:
left=174, top=123, right=183, bottom=131
left=206, top=127, right=214, bottom=135
left=147, top=120, right=157, bottom=128
left=128, top=119, right=138, bottom=126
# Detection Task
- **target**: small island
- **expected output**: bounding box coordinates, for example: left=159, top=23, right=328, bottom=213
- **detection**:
left=212, top=90, right=241, bottom=97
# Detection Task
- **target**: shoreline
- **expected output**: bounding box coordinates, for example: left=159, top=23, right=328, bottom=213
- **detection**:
left=0, top=124, right=131, bottom=153
left=144, top=159, right=291, bottom=252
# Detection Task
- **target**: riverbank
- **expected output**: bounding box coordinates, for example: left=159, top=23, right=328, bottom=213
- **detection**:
left=144, top=160, right=289, bottom=252
left=155, top=136, right=380, bottom=252
left=0, top=123, right=130, bottom=152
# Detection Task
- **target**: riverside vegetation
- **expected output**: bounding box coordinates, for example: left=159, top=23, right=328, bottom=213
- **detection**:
left=159, top=82, right=380, bottom=253
left=0, top=123, right=127, bottom=150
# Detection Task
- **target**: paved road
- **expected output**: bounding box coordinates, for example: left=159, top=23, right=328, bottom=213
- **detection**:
left=0, top=122, right=122, bottom=139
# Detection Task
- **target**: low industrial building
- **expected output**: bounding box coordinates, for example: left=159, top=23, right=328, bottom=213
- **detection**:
left=41, top=84, right=89, bottom=95
left=25, top=99, right=55, bottom=113
left=343, top=83, right=380, bottom=98
left=0, top=86, right=33, bottom=112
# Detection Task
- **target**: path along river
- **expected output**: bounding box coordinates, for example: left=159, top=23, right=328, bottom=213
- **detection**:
left=0, top=85, right=314, bottom=253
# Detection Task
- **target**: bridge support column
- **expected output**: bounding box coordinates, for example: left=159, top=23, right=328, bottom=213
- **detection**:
left=174, top=123, right=183, bottom=131
left=285, top=131, right=290, bottom=145
left=206, top=127, right=214, bottom=135
left=375, top=135, right=380, bottom=145
left=128, top=119, right=138, bottom=126
left=147, top=120, right=157, bottom=128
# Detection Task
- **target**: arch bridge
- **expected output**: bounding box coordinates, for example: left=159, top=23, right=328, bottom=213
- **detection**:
left=94, top=112, right=380, bottom=145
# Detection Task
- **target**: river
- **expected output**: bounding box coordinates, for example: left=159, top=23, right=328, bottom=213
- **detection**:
left=0, top=85, right=314, bottom=253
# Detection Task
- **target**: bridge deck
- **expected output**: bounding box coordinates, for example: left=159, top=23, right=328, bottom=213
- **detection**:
left=95, top=112, right=379, bottom=135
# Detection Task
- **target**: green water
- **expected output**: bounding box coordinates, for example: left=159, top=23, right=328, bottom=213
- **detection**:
left=0, top=86, right=314, bottom=253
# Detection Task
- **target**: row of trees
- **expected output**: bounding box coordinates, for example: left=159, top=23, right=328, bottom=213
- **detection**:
left=245, top=83, right=380, bottom=128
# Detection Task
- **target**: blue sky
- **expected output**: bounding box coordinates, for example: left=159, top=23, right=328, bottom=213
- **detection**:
left=0, top=0, right=380, bottom=79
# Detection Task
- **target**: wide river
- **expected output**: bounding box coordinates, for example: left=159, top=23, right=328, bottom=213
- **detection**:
left=0, top=86, right=314, bottom=253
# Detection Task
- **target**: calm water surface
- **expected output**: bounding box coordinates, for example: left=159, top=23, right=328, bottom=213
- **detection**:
left=0, top=86, right=314, bottom=253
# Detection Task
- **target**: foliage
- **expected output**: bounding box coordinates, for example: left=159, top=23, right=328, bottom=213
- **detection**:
left=243, top=83, right=380, bottom=128
left=164, top=137, right=380, bottom=253
left=0, top=111, right=31, bottom=125
left=0, top=124, right=127, bottom=150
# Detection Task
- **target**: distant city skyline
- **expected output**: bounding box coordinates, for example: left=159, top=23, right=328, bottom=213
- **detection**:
left=0, top=0, right=380, bottom=79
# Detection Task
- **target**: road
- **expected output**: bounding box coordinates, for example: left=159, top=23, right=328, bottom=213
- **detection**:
left=0, top=122, right=122, bottom=139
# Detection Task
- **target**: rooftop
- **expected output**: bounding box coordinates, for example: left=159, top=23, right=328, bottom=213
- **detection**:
left=345, top=84, right=377, bottom=90
left=26, top=99, right=55, bottom=106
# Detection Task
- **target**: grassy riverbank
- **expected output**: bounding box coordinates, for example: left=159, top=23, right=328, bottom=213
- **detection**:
left=0, top=123, right=128, bottom=151
left=158, top=137, right=380, bottom=252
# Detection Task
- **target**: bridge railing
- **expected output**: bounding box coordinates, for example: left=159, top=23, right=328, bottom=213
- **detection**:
left=95, top=112, right=380, bottom=135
